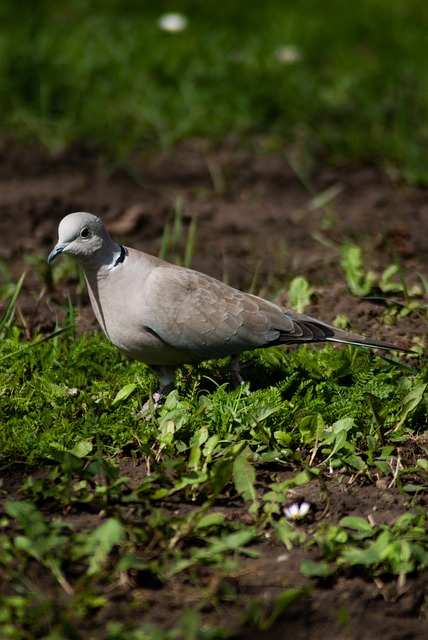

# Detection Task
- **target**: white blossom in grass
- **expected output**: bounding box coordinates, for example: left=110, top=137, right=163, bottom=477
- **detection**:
left=275, top=45, right=303, bottom=64
left=63, top=385, right=78, bottom=396
left=283, top=501, right=312, bottom=522
left=158, top=13, right=188, bottom=33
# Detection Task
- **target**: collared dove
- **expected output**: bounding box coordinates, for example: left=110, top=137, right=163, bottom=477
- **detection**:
left=48, top=212, right=410, bottom=395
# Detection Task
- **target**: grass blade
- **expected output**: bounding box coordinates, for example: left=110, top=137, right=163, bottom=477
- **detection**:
left=0, top=272, right=25, bottom=333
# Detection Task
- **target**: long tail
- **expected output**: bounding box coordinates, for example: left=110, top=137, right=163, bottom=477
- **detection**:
left=279, top=309, right=412, bottom=353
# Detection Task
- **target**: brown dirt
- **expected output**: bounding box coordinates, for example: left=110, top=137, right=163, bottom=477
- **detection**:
left=0, top=141, right=427, bottom=638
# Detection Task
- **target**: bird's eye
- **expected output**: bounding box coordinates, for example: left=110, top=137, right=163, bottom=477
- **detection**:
left=80, top=227, right=91, bottom=239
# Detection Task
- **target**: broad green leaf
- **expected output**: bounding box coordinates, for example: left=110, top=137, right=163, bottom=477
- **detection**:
left=402, top=483, right=426, bottom=493
left=274, top=430, right=292, bottom=447
left=190, top=426, right=209, bottom=447
left=395, top=512, right=424, bottom=529
left=341, top=545, right=382, bottom=567
left=396, top=383, right=427, bottom=428
left=249, top=403, right=281, bottom=425
left=203, top=434, right=219, bottom=457
left=300, top=560, right=332, bottom=578
left=152, top=470, right=209, bottom=499
left=344, top=453, right=367, bottom=471
left=49, top=450, right=85, bottom=474
left=157, top=419, right=176, bottom=447
left=204, top=529, right=256, bottom=555
left=112, top=383, right=137, bottom=405
left=299, top=413, right=325, bottom=445
left=168, top=557, right=195, bottom=575
left=290, top=468, right=319, bottom=487
left=288, top=276, right=313, bottom=314
left=417, top=458, right=428, bottom=471
left=70, top=440, right=93, bottom=458
left=85, top=518, right=124, bottom=575
left=188, top=444, right=201, bottom=469
left=322, top=418, right=355, bottom=461
left=340, top=244, right=375, bottom=296
left=194, top=513, right=226, bottom=529
left=233, top=455, right=257, bottom=504
left=5, top=501, right=47, bottom=537
left=209, top=458, right=233, bottom=498
left=274, top=519, right=306, bottom=550
left=339, top=516, right=374, bottom=533
left=322, top=418, right=354, bottom=445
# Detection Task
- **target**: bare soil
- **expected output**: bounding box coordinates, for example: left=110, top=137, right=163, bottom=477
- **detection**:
left=0, top=141, right=427, bottom=638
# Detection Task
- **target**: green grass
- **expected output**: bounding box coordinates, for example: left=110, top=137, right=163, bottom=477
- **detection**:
left=2, top=0, right=428, bottom=180
left=1, top=318, right=426, bottom=468
left=1, top=237, right=427, bottom=637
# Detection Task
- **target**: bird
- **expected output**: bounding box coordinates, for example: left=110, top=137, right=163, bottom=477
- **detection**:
left=48, top=212, right=411, bottom=397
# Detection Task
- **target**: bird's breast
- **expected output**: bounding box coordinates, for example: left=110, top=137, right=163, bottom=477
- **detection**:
left=86, top=271, right=194, bottom=366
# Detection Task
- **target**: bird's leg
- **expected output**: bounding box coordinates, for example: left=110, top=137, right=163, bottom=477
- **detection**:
left=152, top=365, right=176, bottom=396
left=140, top=365, right=176, bottom=414
left=230, top=356, right=244, bottom=388
left=230, top=356, right=252, bottom=395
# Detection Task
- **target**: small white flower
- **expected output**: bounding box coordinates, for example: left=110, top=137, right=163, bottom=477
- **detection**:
left=64, top=386, right=78, bottom=396
left=283, top=501, right=312, bottom=521
left=275, top=45, right=303, bottom=64
left=158, top=13, right=188, bottom=33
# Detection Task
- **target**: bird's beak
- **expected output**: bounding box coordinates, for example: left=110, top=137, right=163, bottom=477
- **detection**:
left=48, top=243, right=67, bottom=264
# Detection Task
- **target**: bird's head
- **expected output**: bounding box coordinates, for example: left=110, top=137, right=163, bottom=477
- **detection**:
left=48, top=212, right=112, bottom=265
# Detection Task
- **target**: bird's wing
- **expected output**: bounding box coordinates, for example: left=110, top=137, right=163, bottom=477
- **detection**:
left=140, top=263, right=410, bottom=359
left=142, top=265, right=296, bottom=359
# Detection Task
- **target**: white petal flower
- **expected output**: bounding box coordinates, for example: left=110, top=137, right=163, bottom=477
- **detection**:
left=283, top=501, right=312, bottom=521
left=275, top=45, right=303, bottom=64
left=158, top=13, right=188, bottom=33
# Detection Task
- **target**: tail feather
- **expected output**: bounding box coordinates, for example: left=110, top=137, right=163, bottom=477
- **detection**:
left=325, top=333, right=412, bottom=353
left=276, top=310, right=412, bottom=353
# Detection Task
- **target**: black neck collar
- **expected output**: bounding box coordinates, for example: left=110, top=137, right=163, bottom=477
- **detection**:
left=112, top=245, right=126, bottom=268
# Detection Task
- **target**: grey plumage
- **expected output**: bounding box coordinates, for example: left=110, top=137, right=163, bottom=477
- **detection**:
left=48, top=212, right=410, bottom=393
